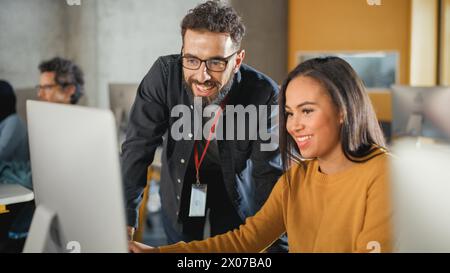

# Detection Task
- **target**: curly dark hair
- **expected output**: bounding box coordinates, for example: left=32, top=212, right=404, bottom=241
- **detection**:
left=181, top=0, right=246, bottom=48
left=38, top=57, right=84, bottom=104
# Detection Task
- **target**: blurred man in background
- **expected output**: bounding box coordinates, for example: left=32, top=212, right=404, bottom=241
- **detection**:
left=37, top=57, right=84, bottom=105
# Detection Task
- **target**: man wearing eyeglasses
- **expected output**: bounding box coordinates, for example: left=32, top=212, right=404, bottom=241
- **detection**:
left=122, top=1, right=286, bottom=252
left=37, top=57, right=84, bottom=105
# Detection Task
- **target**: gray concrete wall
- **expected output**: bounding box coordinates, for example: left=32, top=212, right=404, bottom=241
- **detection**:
left=62, top=0, right=200, bottom=107
left=0, top=0, right=67, bottom=90
left=95, top=0, right=198, bottom=107
left=230, top=0, right=288, bottom=84
left=0, top=0, right=199, bottom=108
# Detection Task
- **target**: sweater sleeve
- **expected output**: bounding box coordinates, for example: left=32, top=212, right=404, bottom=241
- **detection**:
left=355, top=166, right=393, bottom=253
left=158, top=176, right=288, bottom=253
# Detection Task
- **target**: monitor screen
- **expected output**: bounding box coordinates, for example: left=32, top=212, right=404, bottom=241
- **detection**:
left=391, top=85, right=450, bottom=142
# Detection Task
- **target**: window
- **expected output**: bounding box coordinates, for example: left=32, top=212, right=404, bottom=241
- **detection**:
left=298, top=52, right=399, bottom=89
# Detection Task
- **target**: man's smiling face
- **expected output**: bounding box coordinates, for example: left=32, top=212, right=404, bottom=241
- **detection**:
left=181, top=29, right=245, bottom=104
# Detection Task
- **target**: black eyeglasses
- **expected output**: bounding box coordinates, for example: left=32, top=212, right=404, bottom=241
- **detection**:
left=35, top=83, right=73, bottom=92
left=35, top=84, right=59, bottom=92
left=181, top=50, right=239, bottom=72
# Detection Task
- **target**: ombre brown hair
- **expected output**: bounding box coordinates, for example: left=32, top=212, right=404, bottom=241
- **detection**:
left=279, top=57, right=387, bottom=175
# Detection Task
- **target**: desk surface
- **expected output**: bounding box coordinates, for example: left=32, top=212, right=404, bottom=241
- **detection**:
left=0, top=184, right=34, bottom=206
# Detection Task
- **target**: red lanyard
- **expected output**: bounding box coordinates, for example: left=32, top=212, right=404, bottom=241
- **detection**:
left=194, top=98, right=228, bottom=184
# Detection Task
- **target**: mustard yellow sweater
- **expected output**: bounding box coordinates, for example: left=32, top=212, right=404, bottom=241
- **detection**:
left=159, top=149, right=392, bottom=253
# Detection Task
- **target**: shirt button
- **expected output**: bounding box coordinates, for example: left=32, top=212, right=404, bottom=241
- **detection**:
left=177, top=195, right=180, bottom=200
left=176, top=211, right=179, bottom=216
left=177, top=178, right=181, bottom=183
left=190, top=105, right=194, bottom=109
left=180, top=158, right=185, bottom=164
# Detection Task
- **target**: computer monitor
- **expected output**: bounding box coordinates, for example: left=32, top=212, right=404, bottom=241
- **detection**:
left=391, top=85, right=450, bottom=142
left=391, top=138, right=450, bottom=252
left=24, top=101, right=128, bottom=253
left=15, top=87, right=38, bottom=123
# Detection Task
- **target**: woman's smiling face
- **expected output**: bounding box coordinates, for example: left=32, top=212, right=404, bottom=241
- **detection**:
left=285, top=76, right=343, bottom=161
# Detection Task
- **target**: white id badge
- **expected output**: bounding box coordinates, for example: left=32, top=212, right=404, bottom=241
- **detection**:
left=189, top=184, right=207, bottom=217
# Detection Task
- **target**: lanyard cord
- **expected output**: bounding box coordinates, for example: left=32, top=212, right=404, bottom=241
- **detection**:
left=194, top=97, right=228, bottom=184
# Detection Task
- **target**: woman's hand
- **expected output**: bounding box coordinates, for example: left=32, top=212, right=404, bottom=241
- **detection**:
left=128, top=241, right=159, bottom=253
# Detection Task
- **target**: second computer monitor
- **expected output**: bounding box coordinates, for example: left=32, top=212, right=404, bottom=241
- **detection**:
left=391, top=85, right=450, bottom=142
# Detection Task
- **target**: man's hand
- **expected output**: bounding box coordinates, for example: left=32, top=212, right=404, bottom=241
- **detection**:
left=127, top=226, right=135, bottom=241
left=129, top=241, right=159, bottom=253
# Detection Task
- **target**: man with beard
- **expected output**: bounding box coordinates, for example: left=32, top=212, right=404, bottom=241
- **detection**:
left=121, top=0, right=286, bottom=251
